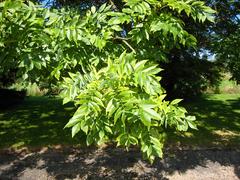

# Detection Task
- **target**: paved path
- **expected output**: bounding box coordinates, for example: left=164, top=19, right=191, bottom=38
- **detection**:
left=0, top=146, right=239, bottom=179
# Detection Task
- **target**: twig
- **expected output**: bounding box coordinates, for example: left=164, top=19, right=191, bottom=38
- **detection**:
left=109, top=0, right=117, bottom=10
left=114, top=36, right=131, bottom=40
left=122, top=39, right=136, bottom=53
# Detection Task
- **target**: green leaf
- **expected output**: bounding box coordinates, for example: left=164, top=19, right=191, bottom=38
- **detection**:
left=144, top=108, right=161, bottom=120
left=98, top=3, right=107, bottom=12
left=91, top=6, right=96, bottom=14
left=86, top=134, right=94, bottom=146
left=140, top=110, right=152, bottom=127
left=108, top=17, right=121, bottom=25
left=134, top=60, right=148, bottom=71
left=93, top=97, right=105, bottom=107
left=66, top=29, right=71, bottom=41
left=114, top=108, right=122, bottom=124
left=106, top=99, right=114, bottom=113
left=72, top=123, right=81, bottom=137
left=99, top=131, right=105, bottom=140
left=45, top=15, right=58, bottom=26
left=187, top=116, right=196, bottom=121
left=63, top=97, right=71, bottom=105
left=142, top=65, right=162, bottom=74
left=150, top=136, right=163, bottom=158
left=81, top=123, right=89, bottom=134
left=105, top=126, right=113, bottom=134
left=187, top=120, right=198, bottom=130
left=171, top=99, right=182, bottom=105
left=129, top=136, right=138, bottom=145
left=64, top=115, right=82, bottom=128
left=141, top=103, right=157, bottom=109
left=111, top=25, right=122, bottom=31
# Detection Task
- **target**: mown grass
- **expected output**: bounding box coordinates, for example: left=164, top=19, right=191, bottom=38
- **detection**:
left=0, top=94, right=240, bottom=149
left=0, top=96, right=83, bottom=149
left=168, top=94, right=240, bottom=148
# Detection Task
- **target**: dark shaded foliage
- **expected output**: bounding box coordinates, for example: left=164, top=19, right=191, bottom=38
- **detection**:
left=0, top=69, right=18, bottom=88
left=161, top=49, right=222, bottom=100
left=0, top=89, right=26, bottom=109
left=208, top=0, right=240, bottom=82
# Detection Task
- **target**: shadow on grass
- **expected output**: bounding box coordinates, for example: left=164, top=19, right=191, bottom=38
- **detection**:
left=0, top=96, right=83, bottom=149
left=167, top=94, right=240, bottom=148
left=0, top=95, right=240, bottom=179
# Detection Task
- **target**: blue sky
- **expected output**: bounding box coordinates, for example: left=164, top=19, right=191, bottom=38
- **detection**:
left=40, top=0, right=55, bottom=7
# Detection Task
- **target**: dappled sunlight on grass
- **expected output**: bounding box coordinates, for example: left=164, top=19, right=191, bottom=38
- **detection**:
left=168, top=94, right=240, bottom=148
left=0, top=94, right=240, bottom=149
left=0, top=96, right=85, bottom=149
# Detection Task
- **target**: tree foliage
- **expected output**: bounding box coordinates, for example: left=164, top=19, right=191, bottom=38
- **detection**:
left=161, top=48, right=222, bottom=99
left=63, top=52, right=197, bottom=162
left=215, top=26, right=240, bottom=83
left=161, top=0, right=240, bottom=98
left=209, top=0, right=240, bottom=83
left=0, top=0, right=214, bottom=162
left=35, top=0, right=240, bottom=95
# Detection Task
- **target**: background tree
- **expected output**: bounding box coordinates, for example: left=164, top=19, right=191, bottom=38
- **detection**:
left=210, top=0, right=240, bottom=83
left=0, top=0, right=214, bottom=162
left=33, top=0, right=225, bottom=99
left=160, top=0, right=240, bottom=98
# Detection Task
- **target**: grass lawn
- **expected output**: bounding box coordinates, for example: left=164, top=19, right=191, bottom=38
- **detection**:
left=0, top=94, right=240, bottom=149
left=168, top=94, right=240, bottom=148
left=0, top=96, right=83, bottom=149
